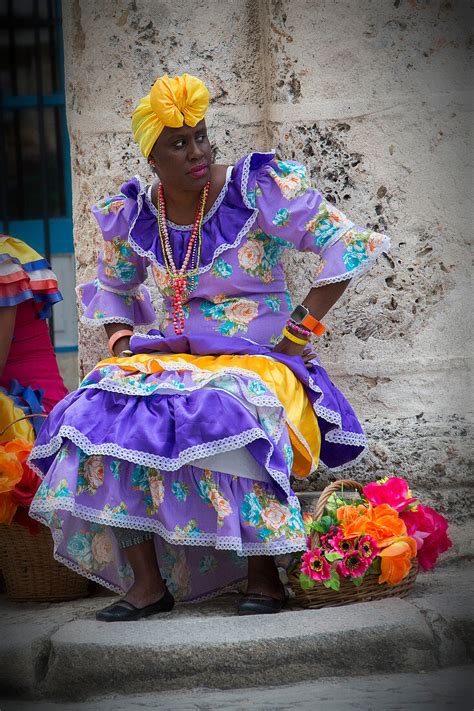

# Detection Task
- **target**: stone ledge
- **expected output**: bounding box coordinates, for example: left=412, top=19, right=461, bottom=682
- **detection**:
left=0, top=564, right=472, bottom=702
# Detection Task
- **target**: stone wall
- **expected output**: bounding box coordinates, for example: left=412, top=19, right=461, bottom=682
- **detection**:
left=64, top=0, right=472, bottom=515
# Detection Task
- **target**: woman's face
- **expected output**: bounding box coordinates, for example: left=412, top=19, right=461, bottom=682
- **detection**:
left=149, top=119, right=212, bottom=193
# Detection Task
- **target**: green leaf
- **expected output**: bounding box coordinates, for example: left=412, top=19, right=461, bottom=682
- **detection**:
left=320, top=515, right=335, bottom=533
left=324, top=492, right=343, bottom=515
left=368, top=558, right=381, bottom=575
left=325, top=551, right=344, bottom=562
left=352, top=575, right=364, bottom=587
left=310, top=521, right=325, bottom=534
left=323, top=570, right=341, bottom=591
left=299, top=573, right=314, bottom=590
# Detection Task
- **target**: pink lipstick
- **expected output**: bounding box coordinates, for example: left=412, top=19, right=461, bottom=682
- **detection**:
left=189, top=164, right=209, bottom=178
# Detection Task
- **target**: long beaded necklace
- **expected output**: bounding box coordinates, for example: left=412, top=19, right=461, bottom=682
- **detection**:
left=157, top=181, right=210, bottom=335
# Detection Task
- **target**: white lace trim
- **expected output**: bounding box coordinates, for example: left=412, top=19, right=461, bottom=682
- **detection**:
left=86, top=360, right=289, bottom=409
left=315, top=403, right=341, bottom=426
left=26, top=457, right=44, bottom=480
left=30, top=498, right=306, bottom=556
left=145, top=170, right=231, bottom=230
left=314, top=236, right=391, bottom=288
left=304, top=378, right=368, bottom=465
left=325, top=430, right=367, bottom=446
left=80, top=315, right=136, bottom=327
left=30, top=424, right=269, bottom=471
left=30, top=415, right=293, bottom=498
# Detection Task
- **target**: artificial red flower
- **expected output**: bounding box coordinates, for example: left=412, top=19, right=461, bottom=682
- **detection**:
left=14, top=507, right=41, bottom=535
left=301, top=548, right=332, bottom=582
left=326, top=530, right=356, bottom=555
left=10, top=460, right=41, bottom=509
left=400, top=504, right=452, bottom=571
left=338, top=550, right=370, bottom=578
left=357, top=534, right=379, bottom=562
left=320, top=525, right=340, bottom=548
left=363, top=477, right=418, bottom=513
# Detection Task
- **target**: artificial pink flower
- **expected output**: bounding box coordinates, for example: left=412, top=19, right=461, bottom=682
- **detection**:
left=338, top=550, right=370, bottom=578
left=327, top=530, right=356, bottom=555
left=320, top=525, right=340, bottom=549
left=363, top=477, right=418, bottom=513
left=400, top=504, right=452, bottom=571
left=301, top=548, right=332, bottom=582
left=357, top=535, right=379, bottom=562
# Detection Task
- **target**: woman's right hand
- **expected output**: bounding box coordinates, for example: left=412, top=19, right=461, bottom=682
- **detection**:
left=113, top=336, right=132, bottom=357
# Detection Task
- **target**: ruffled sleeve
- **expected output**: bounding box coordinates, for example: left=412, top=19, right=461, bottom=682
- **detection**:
left=0, top=235, right=62, bottom=319
left=254, top=158, right=390, bottom=287
left=78, top=192, right=156, bottom=327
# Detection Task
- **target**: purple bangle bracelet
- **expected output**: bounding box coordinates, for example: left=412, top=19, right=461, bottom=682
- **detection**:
left=287, top=319, right=311, bottom=338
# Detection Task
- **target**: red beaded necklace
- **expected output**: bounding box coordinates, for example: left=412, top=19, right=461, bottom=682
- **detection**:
left=157, top=181, right=210, bottom=335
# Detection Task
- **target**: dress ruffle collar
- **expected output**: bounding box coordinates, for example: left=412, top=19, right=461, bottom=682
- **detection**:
left=121, top=152, right=275, bottom=273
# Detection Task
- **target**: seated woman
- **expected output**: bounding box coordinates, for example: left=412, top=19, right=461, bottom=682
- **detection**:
left=0, top=235, right=67, bottom=442
left=28, top=74, right=389, bottom=620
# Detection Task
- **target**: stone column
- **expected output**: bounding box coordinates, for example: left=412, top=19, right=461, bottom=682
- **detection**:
left=63, top=0, right=472, bottom=514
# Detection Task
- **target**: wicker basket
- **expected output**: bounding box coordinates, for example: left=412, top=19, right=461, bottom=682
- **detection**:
left=288, top=479, right=418, bottom=609
left=0, top=522, right=90, bottom=602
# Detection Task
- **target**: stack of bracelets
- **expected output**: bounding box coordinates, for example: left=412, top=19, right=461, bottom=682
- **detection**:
left=282, top=304, right=326, bottom=345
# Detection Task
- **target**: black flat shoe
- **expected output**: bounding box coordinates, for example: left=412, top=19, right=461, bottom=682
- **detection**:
left=238, top=587, right=289, bottom=616
left=96, top=588, right=175, bottom=622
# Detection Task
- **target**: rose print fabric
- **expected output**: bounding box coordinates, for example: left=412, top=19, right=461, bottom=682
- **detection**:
left=29, top=153, right=389, bottom=601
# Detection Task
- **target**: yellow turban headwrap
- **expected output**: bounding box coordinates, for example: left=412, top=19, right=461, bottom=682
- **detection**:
left=132, top=73, right=210, bottom=158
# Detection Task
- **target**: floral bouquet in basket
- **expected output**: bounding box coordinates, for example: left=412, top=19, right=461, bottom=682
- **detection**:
left=297, top=477, right=452, bottom=594
left=0, top=439, right=42, bottom=533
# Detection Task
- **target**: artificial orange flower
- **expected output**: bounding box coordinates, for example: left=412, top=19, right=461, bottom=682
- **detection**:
left=0, top=452, right=23, bottom=492
left=0, top=439, right=33, bottom=493
left=341, top=503, right=407, bottom=543
left=0, top=492, right=18, bottom=525
left=3, top=438, right=33, bottom=463
left=378, top=535, right=417, bottom=585
left=336, top=504, right=368, bottom=523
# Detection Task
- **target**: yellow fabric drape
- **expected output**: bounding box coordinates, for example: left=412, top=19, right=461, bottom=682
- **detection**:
left=0, top=391, right=35, bottom=445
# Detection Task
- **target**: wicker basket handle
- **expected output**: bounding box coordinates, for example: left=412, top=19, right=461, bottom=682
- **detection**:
left=0, top=414, right=46, bottom=439
left=312, top=479, right=364, bottom=522
left=308, top=479, right=364, bottom=549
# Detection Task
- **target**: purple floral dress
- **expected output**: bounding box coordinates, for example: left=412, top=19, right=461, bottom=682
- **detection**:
left=29, top=152, right=389, bottom=601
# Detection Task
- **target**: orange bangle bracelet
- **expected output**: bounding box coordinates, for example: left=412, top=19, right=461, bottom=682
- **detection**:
left=301, top=313, right=326, bottom=337
left=108, top=329, right=133, bottom=356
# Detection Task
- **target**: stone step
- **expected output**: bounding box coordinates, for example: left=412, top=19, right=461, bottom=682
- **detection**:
left=0, top=564, right=472, bottom=702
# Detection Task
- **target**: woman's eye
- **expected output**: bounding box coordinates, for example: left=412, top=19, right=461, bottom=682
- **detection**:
left=175, top=140, right=185, bottom=148
left=196, top=134, right=207, bottom=142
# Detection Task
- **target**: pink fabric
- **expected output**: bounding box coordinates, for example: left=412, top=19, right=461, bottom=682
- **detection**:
left=0, top=301, right=68, bottom=413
